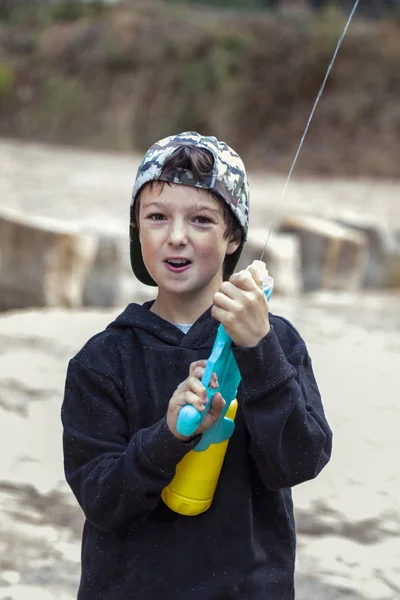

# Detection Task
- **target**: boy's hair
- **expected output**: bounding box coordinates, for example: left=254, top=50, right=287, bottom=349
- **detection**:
left=134, top=146, right=242, bottom=245
left=129, top=131, right=250, bottom=287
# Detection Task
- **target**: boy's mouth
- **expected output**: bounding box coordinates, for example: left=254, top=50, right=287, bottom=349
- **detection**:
left=164, top=258, right=192, bottom=273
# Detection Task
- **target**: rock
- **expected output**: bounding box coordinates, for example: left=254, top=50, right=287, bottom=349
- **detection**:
left=386, top=230, right=400, bottom=289
left=279, top=214, right=367, bottom=292
left=336, top=215, right=400, bottom=288
left=0, top=209, right=98, bottom=311
left=237, top=228, right=302, bottom=294
left=82, top=228, right=154, bottom=307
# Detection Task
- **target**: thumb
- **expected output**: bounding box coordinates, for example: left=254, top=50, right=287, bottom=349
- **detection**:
left=208, top=393, right=226, bottom=422
left=247, top=265, right=262, bottom=288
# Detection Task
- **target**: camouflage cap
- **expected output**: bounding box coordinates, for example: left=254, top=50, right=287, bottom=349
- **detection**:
left=130, top=131, right=250, bottom=286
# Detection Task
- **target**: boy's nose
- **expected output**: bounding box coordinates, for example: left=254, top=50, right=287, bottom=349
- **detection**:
left=168, top=220, right=188, bottom=246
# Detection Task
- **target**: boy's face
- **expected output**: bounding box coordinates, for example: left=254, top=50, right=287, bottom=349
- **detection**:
left=138, top=182, right=240, bottom=297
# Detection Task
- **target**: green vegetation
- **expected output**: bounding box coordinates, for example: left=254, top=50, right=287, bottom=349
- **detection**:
left=51, top=0, right=107, bottom=21
left=51, top=1, right=86, bottom=21
left=0, top=0, right=108, bottom=25
left=0, top=64, right=15, bottom=98
left=20, top=75, right=98, bottom=144
left=0, top=1, right=399, bottom=177
left=163, top=0, right=277, bottom=8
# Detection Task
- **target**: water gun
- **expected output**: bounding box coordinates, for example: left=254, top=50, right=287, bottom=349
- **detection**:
left=161, top=261, right=274, bottom=516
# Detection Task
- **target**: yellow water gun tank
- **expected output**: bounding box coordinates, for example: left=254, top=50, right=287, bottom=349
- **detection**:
left=161, top=399, right=238, bottom=516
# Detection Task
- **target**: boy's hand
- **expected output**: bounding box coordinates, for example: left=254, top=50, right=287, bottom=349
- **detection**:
left=167, top=360, right=226, bottom=442
left=211, top=268, right=270, bottom=348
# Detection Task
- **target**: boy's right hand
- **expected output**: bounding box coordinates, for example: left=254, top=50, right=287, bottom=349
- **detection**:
left=167, top=360, right=226, bottom=442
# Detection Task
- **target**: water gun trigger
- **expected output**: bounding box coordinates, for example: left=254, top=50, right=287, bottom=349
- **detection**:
left=195, top=412, right=235, bottom=452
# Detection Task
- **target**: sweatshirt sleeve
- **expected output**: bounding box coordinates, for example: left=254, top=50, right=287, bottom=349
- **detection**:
left=61, top=357, right=198, bottom=532
left=232, top=317, right=332, bottom=491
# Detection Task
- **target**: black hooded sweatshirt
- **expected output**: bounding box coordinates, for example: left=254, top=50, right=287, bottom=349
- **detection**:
left=62, top=301, right=332, bottom=600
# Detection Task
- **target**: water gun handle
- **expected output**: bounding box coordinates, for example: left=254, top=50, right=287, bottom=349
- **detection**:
left=176, top=277, right=274, bottom=441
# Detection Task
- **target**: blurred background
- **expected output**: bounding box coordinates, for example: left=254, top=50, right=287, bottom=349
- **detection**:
left=0, top=1, right=399, bottom=599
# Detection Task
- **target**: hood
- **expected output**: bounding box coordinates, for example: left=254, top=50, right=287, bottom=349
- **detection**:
left=106, top=301, right=219, bottom=350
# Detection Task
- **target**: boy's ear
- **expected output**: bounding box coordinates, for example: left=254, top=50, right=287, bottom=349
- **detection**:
left=226, top=230, right=242, bottom=256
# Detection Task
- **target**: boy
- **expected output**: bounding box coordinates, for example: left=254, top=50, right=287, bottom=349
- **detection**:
left=62, top=131, right=332, bottom=599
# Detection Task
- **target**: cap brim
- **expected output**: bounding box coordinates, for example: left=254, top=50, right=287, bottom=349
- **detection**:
left=130, top=224, right=158, bottom=287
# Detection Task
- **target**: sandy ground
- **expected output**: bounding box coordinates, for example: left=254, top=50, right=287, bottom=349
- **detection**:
left=0, top=294, right=399, bottom=600
left=0, top=140, right=400, bottom=599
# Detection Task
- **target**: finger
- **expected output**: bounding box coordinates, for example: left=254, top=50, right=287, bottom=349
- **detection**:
left=210, top=371, right=219, bottom=389
left=247, top=264, right=264, bottom=288
left=208, top=392, right=226, bottom=419
left=217, top=280, right=243, bottom=301
left=188, top=377, right=207, bottom=401
left=213, top=291, right=241, bottom=313
left=190, top=365, right=206, bottom=382
left=230, top=270, right=258, bottom=292
left=211, top=303, right=234, bottom=327
left=182, top=390, right=206, bottom=411
left=191, top=363, right=218, bottom=389
left=189, top=360, right=207, bottom=375
left=211, top=392, right=225, bottom=409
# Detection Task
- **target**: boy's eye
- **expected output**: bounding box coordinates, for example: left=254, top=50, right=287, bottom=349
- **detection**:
left=148, top=213, right=166, bottom=221
left=193, top=215, right=212, bottom=224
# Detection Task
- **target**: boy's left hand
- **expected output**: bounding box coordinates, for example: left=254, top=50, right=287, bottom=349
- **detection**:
left=211, top=269, right=270, bottom=348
